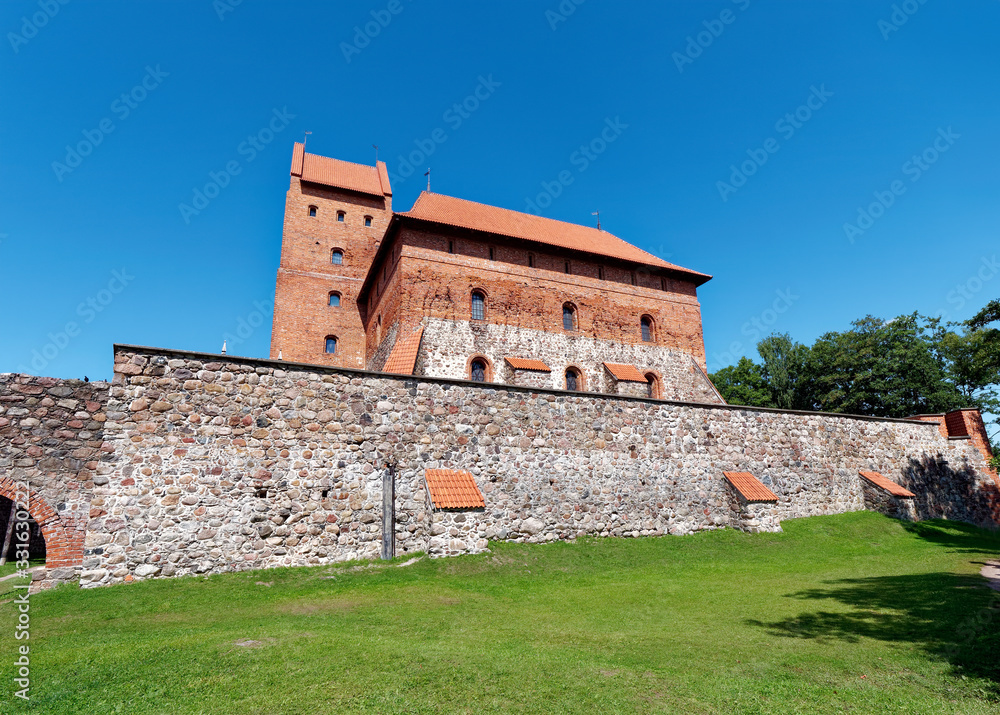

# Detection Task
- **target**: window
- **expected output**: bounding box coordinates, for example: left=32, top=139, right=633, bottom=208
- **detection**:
left=641, top=316, right=653, bottom=342
left=331, top=250, right=343, bottom=265
left=489, top=247, right=495, bottom=261
left=562, top=303, right=576, bottom=331
left=564, top=261, right=571, bottom=274
left=337, top=211, right=345, bottom=222
left=364, top=215, right=372, bottom=227
left=328, top=292, right=341, bottom=307
left=448, top=240, right=454, bottom=254
left=308, top=205, right=317, bottom=217
left=565, top=368, right=580, bottom=391
left=470, top=359, right=487, bottom=382
left=471, top=291, right=486, bottom=321
left=645, top=373, right=659, bottom=399
left=599, top=266, right=605, bottom=280
left=630, top=271, right=637, bottom=286
left=324, top=336, right=337, bottom=354
left=528, top=253, right=534, bottom=268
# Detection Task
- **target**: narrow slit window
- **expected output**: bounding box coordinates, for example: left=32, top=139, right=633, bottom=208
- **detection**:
left=528, top=253, right=534, bottom=268
left=448, top=240, right=454, bottom=254
left=564, top=261, right=571, bottom=274
left=641, top=316, right=653, bottom=342
left=562, top=303, right=576, bottom=331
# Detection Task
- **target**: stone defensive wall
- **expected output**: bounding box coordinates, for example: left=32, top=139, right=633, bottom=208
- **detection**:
left=1, top=345, right=997, bottom=590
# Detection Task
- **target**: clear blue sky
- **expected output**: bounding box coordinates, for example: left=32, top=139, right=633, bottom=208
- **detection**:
left=2, top=0, right=998, bottom=381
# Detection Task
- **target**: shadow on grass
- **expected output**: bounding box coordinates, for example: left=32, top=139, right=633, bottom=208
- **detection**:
left=747, top=572, right=1000, bottom=691
left=899, top=519, right=1000, bottom=555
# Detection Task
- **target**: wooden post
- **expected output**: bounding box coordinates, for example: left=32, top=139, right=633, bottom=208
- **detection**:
left=0, top=501, right=17, bottom=567
left=380, top=464, right=395, bottom=560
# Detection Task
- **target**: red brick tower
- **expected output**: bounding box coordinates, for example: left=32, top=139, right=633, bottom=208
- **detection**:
left=269, top=143, right=392, bottom=367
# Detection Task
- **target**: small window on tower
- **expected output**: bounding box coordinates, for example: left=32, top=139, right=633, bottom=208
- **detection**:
left=564, top=261, right=571, bottom=274
left=337, top=211, right=345, bottom=222
left=448, top=240, right=455, bottom=254
left=329, top=292, right=341, bottom=307
left=528, top=253, right=535, bottom=268
left=598, top=266, right=605, bottom=280
left=308, top=205, right=317, bottom=217
left=364, top=216, right=373, bottom=227
left=331, top=250, right=344, bottom=265
left=562, top=303, right=577, bottom=331
left=325, top=336, right=337, bottom=354
left=641, top=315, right=654, bottom=342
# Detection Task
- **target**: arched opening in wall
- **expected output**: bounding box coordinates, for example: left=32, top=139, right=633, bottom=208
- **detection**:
left=0, top=495, right=46, bottom=566
left=331, top=249, right=344, bottom=265
left=562, top=302, right=577, bottom=331
left=324, top=336, right=338, bottom=354
left=471, top=290, right=487, bottom=321
left=467, top=355, right=492, bottom=383
left=328, top=291, right=341, bottom=307
left=641, top=315, right=655, bottom=342
left=565, top=366, right=585, bottom=392
left=644, top=372, right=661, bottom=399
left=308, top=205, right=318, bottom=217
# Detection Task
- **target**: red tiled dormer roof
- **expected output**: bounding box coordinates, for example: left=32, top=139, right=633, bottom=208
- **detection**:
left=723, top=472, right=779, bottom=503
left=291, top=143, right=391, bottom=197
left=398, top=192, right=710, bottom=282
left=859, top=471, right=915, bottom=498
left=603, top=362, right=647, bottom=383
left=425, top=469, right=485, bottom=510
left=505, top=357, right=551, bottom=372
left=383, top=327, right=424, bottom=375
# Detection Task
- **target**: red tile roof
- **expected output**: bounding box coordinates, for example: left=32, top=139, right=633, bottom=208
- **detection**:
left=383, top=327, right=424, bottom=375
left=399, top=191, right=711, bottom=281
left=505, top=357, right=551, bottom=372
left=603, top=362, right=648, bottom=383
left=425, top=469, right=485, bottom=510
left=723, top=472, right=779, bottom=503
left=290, top=143, right=391, bottom=197
left=859, top=471, right=915, bottom=498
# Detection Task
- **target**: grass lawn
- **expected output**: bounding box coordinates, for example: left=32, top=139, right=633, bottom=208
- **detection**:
left=2, top=512, right=1000, bottom=714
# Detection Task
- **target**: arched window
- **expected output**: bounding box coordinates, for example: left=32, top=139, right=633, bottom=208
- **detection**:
left=471, top=291, right=486, bottom=321
left=562, top=303, right=577, bottom=331
left=308, top=205, right=317, bottom=217
left=328, top=292, right=341, bottom=307
left=641, top=315, right=654, bottom=342
left=337, top=211, right=346, bottom=222
left=331, top=250, right=343, bottom=265
left=324, top=336, right=337, bottom=354
left=470, top=359, right=487, bottom=382
left=364, top=215, right=373, bottom=227
left=565, top=368, right=580, bottom=391
left=645, top=372, right=659, bottom=399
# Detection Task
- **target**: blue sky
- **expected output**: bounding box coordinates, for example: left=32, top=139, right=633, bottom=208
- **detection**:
left=1, top=0, right=998, bottom=381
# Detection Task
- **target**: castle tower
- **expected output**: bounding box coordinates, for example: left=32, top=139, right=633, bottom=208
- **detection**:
left=269, top=143, right=392, bottom=367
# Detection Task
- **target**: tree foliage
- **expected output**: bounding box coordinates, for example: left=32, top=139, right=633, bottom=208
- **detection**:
left=709, top=311, right=1000, bottom=445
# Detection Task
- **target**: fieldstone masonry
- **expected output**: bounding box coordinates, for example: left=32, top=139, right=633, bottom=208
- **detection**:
left=1, top=346, right=997, bottom=590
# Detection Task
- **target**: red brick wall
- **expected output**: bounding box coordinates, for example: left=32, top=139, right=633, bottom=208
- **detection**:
left=269, top=177, right=391, bottom=367
left=361, top=227, right=708, bottom=366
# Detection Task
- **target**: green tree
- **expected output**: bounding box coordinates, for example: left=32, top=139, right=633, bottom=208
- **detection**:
left=709, top=357, right=773, bottom=407
left=757, top=333, right=809, bottom=410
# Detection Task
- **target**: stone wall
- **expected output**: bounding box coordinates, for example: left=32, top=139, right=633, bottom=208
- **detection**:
left=415, top=318, right=723, bottom=403
left=3, top=346, right=998, bottom=590
left=0, top=374, right=111, bottom=590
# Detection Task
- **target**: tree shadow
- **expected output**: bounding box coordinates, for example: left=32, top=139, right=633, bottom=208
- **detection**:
left=747, top=572, right=1000, bottom=689
left=904, top=454, right=1000, bottom=529
left=900, top=519, right=1000, bottom=555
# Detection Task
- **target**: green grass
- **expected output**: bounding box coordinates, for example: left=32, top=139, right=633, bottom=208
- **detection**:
left=3, top=513, right=1000, bottom=713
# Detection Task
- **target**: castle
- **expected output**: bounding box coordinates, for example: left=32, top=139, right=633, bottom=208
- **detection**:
left=270, top=144, right=721, bottom=403
left=1, top=145, right=998, bottom=591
